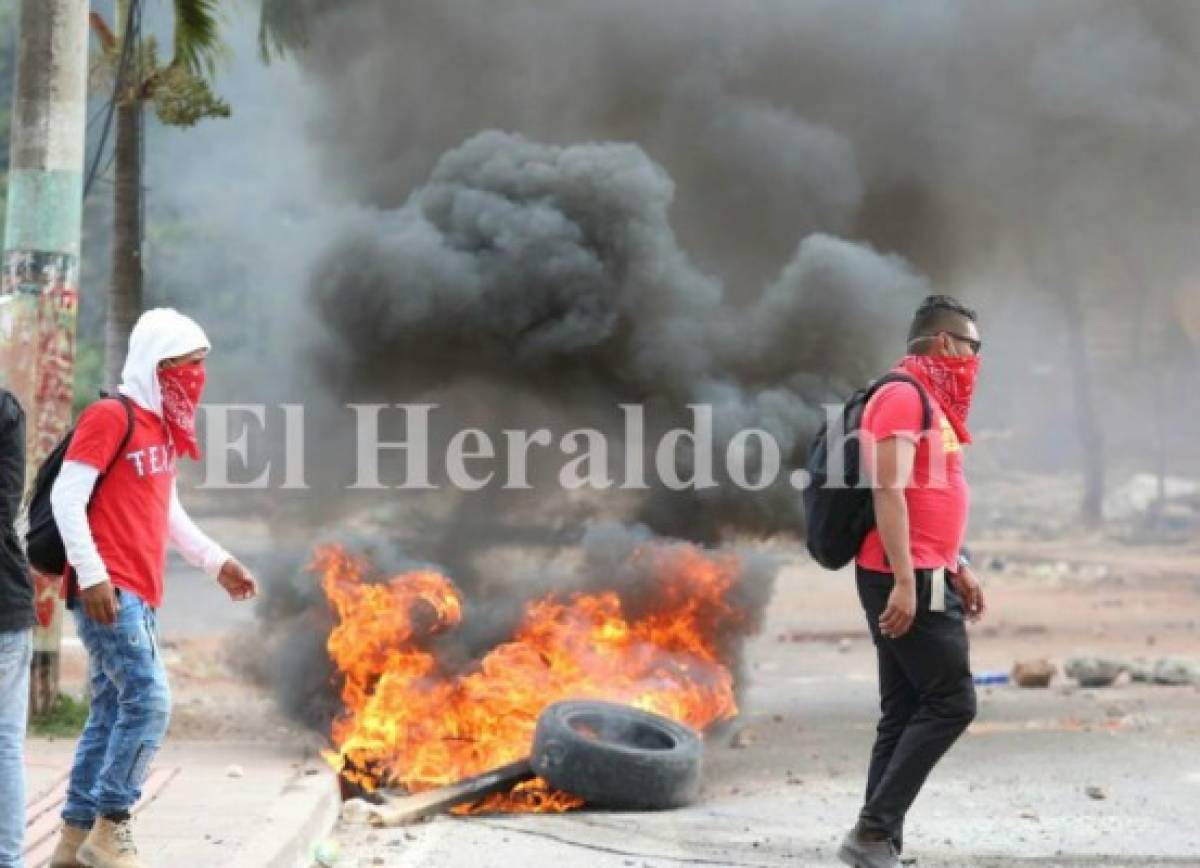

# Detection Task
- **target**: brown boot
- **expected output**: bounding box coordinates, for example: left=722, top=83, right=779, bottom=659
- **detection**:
left=76, top=816, right=144, bottom=868
left=48, top=822, right=89, bottom=868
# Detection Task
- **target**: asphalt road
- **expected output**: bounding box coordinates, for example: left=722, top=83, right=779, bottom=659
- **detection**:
left=332, top=651, right=1200, bottom=867
left=329, top=556, right=1200, bottom=867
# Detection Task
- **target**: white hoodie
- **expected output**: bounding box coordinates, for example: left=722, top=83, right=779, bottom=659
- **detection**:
left=118, top=307, right=212, bottom=417
left=51, top=308, right=230, bottom=593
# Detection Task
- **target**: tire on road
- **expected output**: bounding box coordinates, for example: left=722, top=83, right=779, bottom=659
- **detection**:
left=531, top=700, right=703, bottom=810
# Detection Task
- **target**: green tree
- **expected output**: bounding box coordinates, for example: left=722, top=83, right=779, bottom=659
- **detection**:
left=91, top=0, right=230, bottom=386
left=257, top=0, right=338, bottom=59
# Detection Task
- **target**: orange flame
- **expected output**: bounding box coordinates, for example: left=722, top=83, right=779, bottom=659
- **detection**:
left=317, top=540, right=746, bottom=811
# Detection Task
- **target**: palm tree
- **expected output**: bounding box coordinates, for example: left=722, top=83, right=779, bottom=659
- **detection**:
left=91, top=0, right=230, bottom=386
left=258, top=0, right=308, bottom=59
left=258, top=0, right=340, bottom=60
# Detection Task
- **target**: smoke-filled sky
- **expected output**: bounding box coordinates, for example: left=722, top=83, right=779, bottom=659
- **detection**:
left=136, top=0, right=1200, bottom=558
left=119, top=0, right=1200, bottom=731
left=288, top=0, right=1200, bottom=286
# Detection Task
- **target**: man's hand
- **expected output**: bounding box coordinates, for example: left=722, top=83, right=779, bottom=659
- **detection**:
left=217, top=558, right=259, bottom=602
left=879, top=575, right=917, bottom=639
left=950, top=565, right=986, bottom=621
left=80, top=581, right=118, bottom=626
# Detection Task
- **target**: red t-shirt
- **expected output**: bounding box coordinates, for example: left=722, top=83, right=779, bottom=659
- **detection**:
left=65, top=398, right=176, bottom=607
left=856, top=380, right=969, bottom=573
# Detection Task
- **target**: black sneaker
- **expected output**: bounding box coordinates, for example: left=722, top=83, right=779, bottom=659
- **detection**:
left=837, top=828, right=901, bottom=868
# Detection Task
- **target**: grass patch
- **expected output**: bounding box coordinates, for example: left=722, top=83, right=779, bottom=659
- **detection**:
left=29, top=693, right=89, bottom=738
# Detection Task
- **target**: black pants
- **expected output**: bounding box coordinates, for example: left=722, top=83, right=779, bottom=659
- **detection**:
left=855, top=565, right=977, bottom=850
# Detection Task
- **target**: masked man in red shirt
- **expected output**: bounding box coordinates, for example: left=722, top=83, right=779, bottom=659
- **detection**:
left=48, top=309, right=258, bottom=868
left=839, top=295, right=987, bottom=868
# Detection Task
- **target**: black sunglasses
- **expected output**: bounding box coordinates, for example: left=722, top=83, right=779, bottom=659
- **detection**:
left=941, top=331, right=982, bottom=355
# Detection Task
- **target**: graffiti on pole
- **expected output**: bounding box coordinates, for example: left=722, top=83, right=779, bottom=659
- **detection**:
left=1, top=249, right=79, bottom=631
left=33, top=259, right=79, bottom=461
left=2, top=251, right=74, bottom=391
left=1, top=249, right=79, bottom=460
left=1, top=249, right=78, bottom=303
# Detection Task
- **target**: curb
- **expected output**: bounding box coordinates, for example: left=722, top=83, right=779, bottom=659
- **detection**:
left=229, top=765, right=341, bottom=868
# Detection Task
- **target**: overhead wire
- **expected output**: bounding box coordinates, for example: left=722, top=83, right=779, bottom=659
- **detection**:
left=83, top=0, right=141, bottom=199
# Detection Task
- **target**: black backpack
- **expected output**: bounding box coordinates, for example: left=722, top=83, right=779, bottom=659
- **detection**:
left=24, top=393, right=135, bottom=577
left=802, top=373, right=932, bottom=570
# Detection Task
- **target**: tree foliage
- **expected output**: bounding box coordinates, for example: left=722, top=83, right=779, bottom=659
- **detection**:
left=170, top=0, right=223, bottom=76
left=258, top=0, right=344, bottom=60
left=91, top=4, right=230, bottom=129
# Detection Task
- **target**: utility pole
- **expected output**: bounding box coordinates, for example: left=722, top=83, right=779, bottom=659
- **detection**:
left=0, top=0, right=89, bottom=715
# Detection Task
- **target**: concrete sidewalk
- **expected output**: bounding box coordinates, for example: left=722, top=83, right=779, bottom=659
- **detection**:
left=24, top=739, right=339, bottom=868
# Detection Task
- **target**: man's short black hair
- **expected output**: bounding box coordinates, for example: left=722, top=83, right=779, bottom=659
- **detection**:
left=907, top=294, right=978, bottom=344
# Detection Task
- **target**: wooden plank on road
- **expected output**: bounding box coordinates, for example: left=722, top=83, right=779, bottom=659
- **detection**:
left=365, top=759, right=535, bottom=827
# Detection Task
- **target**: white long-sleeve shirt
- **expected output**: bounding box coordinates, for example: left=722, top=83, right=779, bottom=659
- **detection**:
left=50, top=460, right=230, bottom=590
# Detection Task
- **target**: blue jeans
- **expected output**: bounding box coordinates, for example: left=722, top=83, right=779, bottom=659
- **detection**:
left=62, top=592, right=170, bottom=828
left=0, top=629, right=32, bottom=868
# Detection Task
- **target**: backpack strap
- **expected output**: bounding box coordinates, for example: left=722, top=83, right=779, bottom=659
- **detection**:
left=67, top=393, right=135, bottom=608
left=864, top=373, right=934, bottom=433
left=97, top=392, right=136, bottom=480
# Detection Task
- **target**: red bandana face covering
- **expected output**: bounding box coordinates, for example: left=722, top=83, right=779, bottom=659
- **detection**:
left=158, top=361, right=206, bottom=460
left=897, top=353, right=980, bottom=445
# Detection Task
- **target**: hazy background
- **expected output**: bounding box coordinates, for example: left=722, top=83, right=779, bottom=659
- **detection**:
left=2, top=0, right=1193, bottom=728
left=5, top=0, right=1197, bottom=565
left=157, top=3, right=1198, bottom=519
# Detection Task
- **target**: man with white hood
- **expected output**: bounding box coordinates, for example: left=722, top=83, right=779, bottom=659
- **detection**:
left=47, top=309, right=258, bottom=868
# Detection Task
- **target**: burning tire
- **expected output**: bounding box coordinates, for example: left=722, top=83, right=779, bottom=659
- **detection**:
left=531, top=700, right=702, bottom=810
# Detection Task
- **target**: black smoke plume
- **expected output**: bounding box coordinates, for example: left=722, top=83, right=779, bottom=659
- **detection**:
left=166, top=0, right=1200, bottom=732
